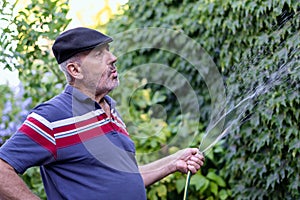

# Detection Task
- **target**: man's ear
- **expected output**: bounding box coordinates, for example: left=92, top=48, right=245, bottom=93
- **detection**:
left=67, top=62, right=83, bottom=80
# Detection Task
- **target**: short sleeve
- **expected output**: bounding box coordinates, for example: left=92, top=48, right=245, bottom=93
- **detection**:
left=0, top=111, right=56, bottom=174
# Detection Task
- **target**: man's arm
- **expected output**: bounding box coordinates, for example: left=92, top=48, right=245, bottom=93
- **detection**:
left=0, top=159, right=40, bottom=200
left=139, top=148, right=204, bottom=187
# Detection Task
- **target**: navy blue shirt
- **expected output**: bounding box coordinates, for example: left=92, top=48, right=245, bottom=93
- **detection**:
left=0, top=85, right=146, bottom=200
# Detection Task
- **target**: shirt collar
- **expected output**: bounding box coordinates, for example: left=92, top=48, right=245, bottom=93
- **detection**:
left=103, top=95, right=116, bottom=109
left=64, top=84, right=90, bottom=102
left=64, top=84, right=116, bottom=109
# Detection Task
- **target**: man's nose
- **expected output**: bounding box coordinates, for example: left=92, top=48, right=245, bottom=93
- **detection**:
left=111, top=53, right=117, bottom=62
left=110, top=53, right=117, bottom=68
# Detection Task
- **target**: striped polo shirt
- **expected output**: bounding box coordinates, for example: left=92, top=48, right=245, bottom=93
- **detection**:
left=0, top=85, right=146, bottom=200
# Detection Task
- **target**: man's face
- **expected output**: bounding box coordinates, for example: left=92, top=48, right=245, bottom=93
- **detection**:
left=80, top=44, right=119, bottom=96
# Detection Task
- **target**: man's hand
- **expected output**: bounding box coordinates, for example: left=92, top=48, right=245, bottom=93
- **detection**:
left=173, top=148, right=205, bottom=174
left=139, top=148, right=205, bottom=186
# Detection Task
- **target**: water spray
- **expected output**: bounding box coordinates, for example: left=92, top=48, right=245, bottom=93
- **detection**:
left=182, top=79, right=274, bottom=200
left=182, top=54, right=299, bottom=200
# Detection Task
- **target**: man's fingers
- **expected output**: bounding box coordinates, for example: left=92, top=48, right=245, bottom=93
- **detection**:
left=190, top=148, right=200, bottom=155
left=189, top=153, right=205, bottom=165
left=187, top=160, right=202, bottom=169
left=187, top=164, right=198, bottom=174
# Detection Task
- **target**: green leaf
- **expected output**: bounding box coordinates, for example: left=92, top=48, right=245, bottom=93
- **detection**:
left=219, top=189, right=229, bottom=200
left=152, top=91, right=166, bottom=104
left=210, top=181, right=219, bottom=196
left=206, top=171, right=226, bottom=187
left=175, top=179, right=186, bottom=193
left=190, top=174, right=209, bottom=192
left=156, top=184, right=167, bottom=198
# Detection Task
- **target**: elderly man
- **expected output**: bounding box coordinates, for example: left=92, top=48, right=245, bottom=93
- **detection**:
left=0, top=27, right=204, bottom=200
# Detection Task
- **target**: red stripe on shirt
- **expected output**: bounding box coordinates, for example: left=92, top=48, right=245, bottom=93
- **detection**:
left=53, top=114, right=107, bottom=134
left=19, top=124, right=57, bottom=158
left=55, top=122, right=130, bottom=148
left=27, top=117, right=54, bottom=137
left=56, top=123, right=109, bottom=148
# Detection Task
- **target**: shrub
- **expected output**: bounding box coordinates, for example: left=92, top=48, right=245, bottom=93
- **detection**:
left=106, top=0, right=300, bottom=199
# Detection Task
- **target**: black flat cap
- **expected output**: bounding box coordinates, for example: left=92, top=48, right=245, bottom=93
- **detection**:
left=52, top=27, right=113, bottom=64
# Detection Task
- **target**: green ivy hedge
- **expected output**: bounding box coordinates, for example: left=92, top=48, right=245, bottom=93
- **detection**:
left=106, top=0, right=299, bottom=199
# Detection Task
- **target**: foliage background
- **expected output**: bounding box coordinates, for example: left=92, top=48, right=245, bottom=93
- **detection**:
left=0, top=0, right=299, bottom=199
left=106, top=0, right=300, bottom=199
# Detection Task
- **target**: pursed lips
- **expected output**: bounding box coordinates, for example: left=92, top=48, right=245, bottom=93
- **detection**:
left=110, top=69, right=118, bottom=79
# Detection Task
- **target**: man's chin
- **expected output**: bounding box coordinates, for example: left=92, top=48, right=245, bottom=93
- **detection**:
left=109, top=81, right=120, bottom=91
left=112, top=83, right=119, bottom=90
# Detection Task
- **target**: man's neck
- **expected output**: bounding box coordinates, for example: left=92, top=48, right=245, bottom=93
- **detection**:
left=99, top=98, right=111, bottom=118
left=71, top=84, right=107, bottom=104
left=71, top=84, right=111, bottom=117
